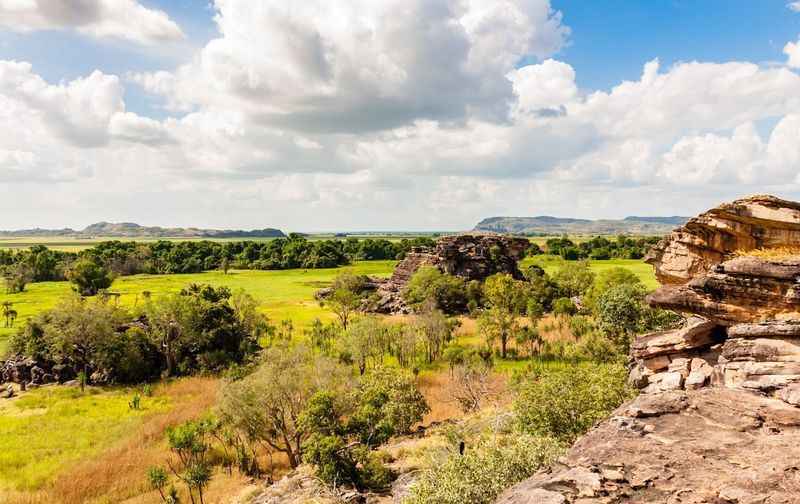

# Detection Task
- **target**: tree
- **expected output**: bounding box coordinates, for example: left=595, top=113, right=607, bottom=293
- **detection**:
left=583, top=267, right=642, bottom=311
left=403, top=267, right=468, bottom=313
left=449, top=352, right=495, bottom=413
left=412, top=302, right=454, bottom=364
left=324, top=273, right=369, bottom=329
left=299, top=367, right=428, bottom=489
left=143, top=293, right=192, bottom=377
left=479, top=274, right=527, bottom=358
left=552, top=261, right=595, bottom=298
left=218, top=345, right=351, bottom=469
left=340, top=317, right=387, bottom=375
left=595, top=283, right=647, bottom=352
left=67, top=259, right=113, bottom=296
left=164, top=419, right=215, bottom=504
left=2, top=301, right=13, bottom=328
left=45, top=295, right=125, bottom=391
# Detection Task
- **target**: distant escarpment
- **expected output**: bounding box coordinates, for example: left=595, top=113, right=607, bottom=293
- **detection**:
left=0, top=221, right=286, bottom=238
left=474, top=215, right=689, bottom=235
left=497, top=195, right=800, bottom=504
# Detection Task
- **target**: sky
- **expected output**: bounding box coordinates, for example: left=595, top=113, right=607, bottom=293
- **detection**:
left=2, top=1, right=800, bottom=232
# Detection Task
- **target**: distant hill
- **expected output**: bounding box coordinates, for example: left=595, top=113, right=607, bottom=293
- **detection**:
left=473, top=215, right=689, bottom=235
left=0, top=222, right=286, bottom=239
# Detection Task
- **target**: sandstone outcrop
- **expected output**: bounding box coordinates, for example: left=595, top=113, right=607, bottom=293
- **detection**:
left=497, top=388, right=800, bottom=504
left=646, top=194, right=800, bottom=285
left=499, top=195, right=800, bottom=503
left=321, top=234, right=530, bottom=314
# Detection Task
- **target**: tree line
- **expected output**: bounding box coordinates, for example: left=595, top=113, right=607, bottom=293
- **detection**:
left=1, top=235, right=436, bottom=293
left=530, top=235, right=661, bottom=260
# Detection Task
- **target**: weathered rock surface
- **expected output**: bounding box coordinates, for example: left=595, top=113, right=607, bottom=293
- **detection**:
left=365, top=234, right=530, bottom=314
left=496, top=389, right=800, bottom=503
left=504, top=195, right=800, bottom=503
left=0, top=355, right=74, bottom=386
left=646, top=256, right=800, bottom=325
left=646, top=194, right=800, bottom=285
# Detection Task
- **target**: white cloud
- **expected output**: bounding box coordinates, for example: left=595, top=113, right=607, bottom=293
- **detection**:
left=785, top=39, right=800, bottom=68
left=0, top=0, right=184, bottom=44
left=135, top=0, right=569, bottom=133
left=788, top=2, right=800, bottom=13
left=6, top=3, right=800, bottom=230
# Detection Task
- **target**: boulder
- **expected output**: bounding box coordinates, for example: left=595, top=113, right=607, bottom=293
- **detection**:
left=631, top=317, right=720, bottom=359
left=646, top=256, right=800, bottom=324
left=646, top=194, right=800, bottom=285
left=496, top=388, right=800, bottom=504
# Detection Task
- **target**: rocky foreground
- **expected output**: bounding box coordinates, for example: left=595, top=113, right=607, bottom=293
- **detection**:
left=498, top=195, right=800, bottom=504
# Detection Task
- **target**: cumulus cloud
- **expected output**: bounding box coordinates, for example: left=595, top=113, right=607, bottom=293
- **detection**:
left=0, top=0, right=184, bottom=44
left=134, top=0, right=569, bottom=133
left=788, top=2, right=800, bottom=12
left=6, top=1, right=800, bottom=230
left=785, top=39, right=800, bottom=68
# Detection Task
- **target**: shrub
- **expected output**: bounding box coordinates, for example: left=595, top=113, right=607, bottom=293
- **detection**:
left=583, top=267, right=642, bottom=312
left=67, top=259, right=114, bottom=296
left=575, top=332, right=621, bottom=363
left=552, top=261, right=595, bottom=298
left=551, top=297, right=577, bottom=316
left=405, top=435, right=563, bottom=504
left=595, top=283, right=647, bottom=352
left=514, top=363, right=634, bottom=442
left=403, top=267, right=467, bottom=314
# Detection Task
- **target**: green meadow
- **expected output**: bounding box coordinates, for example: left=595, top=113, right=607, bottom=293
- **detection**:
left=1, top=257, right=657, bottom=351
left=0, top=256, right=658, bottom=496
left=0, top=261, right=398, bottom=350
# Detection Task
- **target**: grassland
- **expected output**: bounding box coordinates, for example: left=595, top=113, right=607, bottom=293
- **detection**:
left=0, top=256, right=658, bottom=500
left=0, top=257, right=657, bottom=350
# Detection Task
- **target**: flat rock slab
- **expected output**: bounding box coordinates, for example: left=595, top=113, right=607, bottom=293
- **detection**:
left=496, top=388, right=800, bottom=504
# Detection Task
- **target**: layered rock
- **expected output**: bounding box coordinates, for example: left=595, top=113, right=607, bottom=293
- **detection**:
left=355, top=234, right=529, bottom=314
left=500, top=195, right=800, bottom=503
left=646, top=194, right=800, bottom=285
left=497, top=389, right=800, bottom=504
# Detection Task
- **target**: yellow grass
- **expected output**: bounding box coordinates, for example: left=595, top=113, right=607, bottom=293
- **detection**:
left=735, top=246, right=800, bottom=259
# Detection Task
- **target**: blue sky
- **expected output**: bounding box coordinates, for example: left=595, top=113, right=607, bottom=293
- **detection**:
left=2, top=0, right=800, bottom=231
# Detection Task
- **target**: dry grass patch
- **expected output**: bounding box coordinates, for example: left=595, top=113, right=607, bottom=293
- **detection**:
left=1, top=377, right=220, bottom=504
left=735, top=246, right=800, bottom=259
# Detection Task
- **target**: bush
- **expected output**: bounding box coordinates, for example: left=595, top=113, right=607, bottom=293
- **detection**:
left=514, top=363, right=634, bottom=442
left=551, top=297, right=577, bottom=316
left=403, top=267, right=467, bottom=313
left=67, top=259, right=113, bottom=296
left=595, top=283, right=646, bottom=352
left=405, top=435, right=563, bottom=504
left=575, top=332, right=622, bottom=363
left=552, top=261, right=595, bottom=298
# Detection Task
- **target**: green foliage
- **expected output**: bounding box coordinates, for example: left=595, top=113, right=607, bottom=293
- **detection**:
left=551, top=297, right=577, bottom=316
left=595, top=283, right=647, bottom=352
left=8, top=283, right=261, bottom=384
left=324, top=273, right=367, bottom=329
left=405, top=435, right=563, bottom=504
left=479, top=274, right=528, bottom=358
left=299, top=367, right=427, bottom=490
left=67, top=258, right=114, bottom=296
left=403, top=267, right=468, bottom=314
left=218, top=344, right=352, bottom=469
left=583, top=266, right=642, bottom=311
left=514, top=363, right=634, bottom=442
left=552, top=261, right=595, bottom=298
left=165, top=419, right=215, bottom=504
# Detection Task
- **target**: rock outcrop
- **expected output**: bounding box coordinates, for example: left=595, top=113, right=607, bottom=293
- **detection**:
left=498, top=195, right=800, bottom=503
left=646, top=194, right=800, bottom=285
left=360, top=234, right=529, bottom=314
